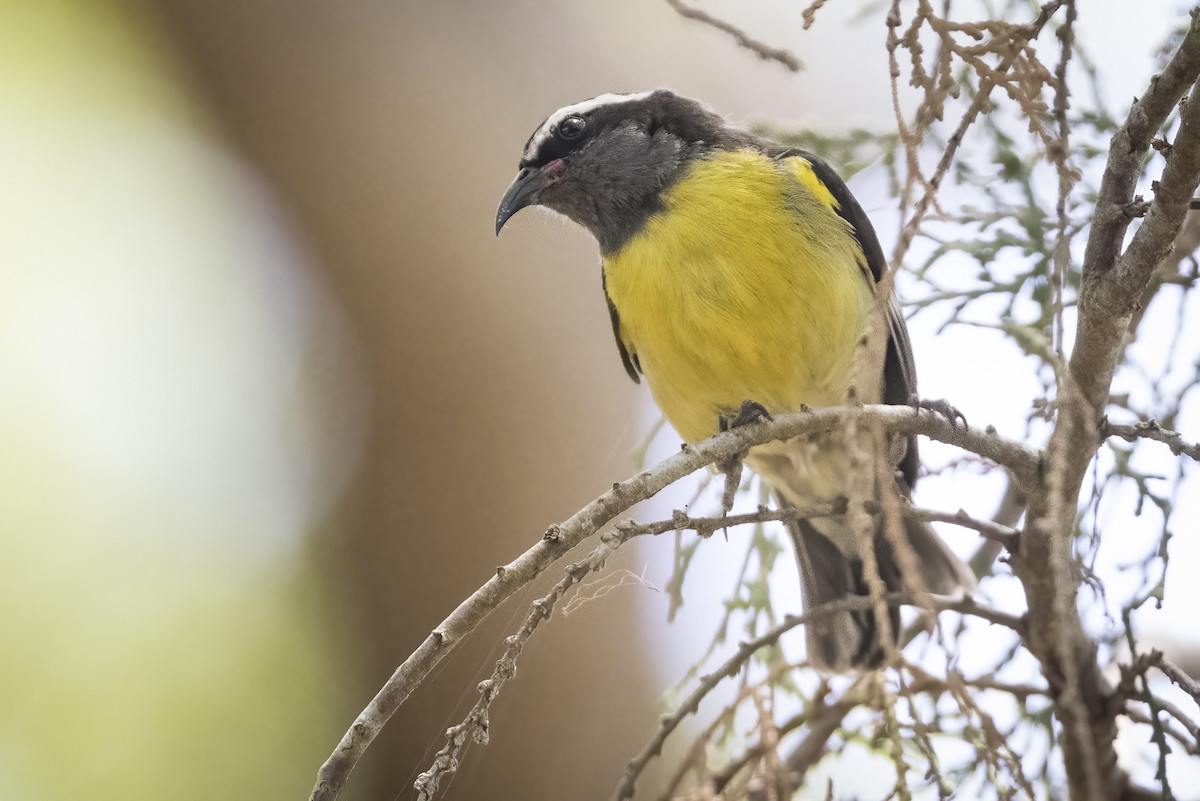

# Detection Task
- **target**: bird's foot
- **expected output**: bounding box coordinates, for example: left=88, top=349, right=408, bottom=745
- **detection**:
left=718, top=400, right=773, bottom=432
left=910, top=395, right=967, bottom=428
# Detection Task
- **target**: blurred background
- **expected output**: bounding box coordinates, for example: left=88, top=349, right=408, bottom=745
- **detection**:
left=3, top=1, right=1196, bottom=800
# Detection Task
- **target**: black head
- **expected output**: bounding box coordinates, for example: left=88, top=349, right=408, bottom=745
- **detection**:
left=496, top=90, right=750, bottom=254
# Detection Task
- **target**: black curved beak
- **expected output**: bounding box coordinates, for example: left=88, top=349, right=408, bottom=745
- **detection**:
left=496, top=167, right=545, bottom=235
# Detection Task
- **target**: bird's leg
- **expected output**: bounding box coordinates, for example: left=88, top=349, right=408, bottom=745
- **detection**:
left=909, top=395, right=967, bottom=428
left=715, top=400, right=772, bottom=515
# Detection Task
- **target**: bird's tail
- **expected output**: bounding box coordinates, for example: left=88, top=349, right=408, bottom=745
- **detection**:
left=785, top=503, right=975, bottom=671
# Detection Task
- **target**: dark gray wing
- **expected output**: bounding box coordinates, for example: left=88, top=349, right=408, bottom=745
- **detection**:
left=601, top=270, right=641, bottom=383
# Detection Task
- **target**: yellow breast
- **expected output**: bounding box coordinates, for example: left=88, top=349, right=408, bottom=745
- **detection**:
left=602, top=150, right=873, bottom=442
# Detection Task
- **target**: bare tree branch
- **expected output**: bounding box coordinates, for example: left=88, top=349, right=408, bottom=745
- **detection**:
left=781, top=691, right=860, bottom=786
left=417, top=501, right=863, bottom=799
left=628, top=503, right=1018, bottom=550
left=308, top=404, right=1036, bottom=801
left=1124, top=703, right=1200, bottom=756
left=969, top=478, right=1028, bottom=578
left=1012, top=10, right=1200, bottom=801
left=1155, top=654, right=1200, bottom=707
left=1104, top=419, right=1200, bottom=461
left=1074, top=8, right=1200, bottom=414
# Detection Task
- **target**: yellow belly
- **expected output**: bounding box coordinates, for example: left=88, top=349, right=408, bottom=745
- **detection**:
left=602, top=150, right=873, bottom=443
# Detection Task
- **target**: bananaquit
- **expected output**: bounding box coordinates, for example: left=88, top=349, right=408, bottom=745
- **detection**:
left=496, top=90, right=973, bottom=670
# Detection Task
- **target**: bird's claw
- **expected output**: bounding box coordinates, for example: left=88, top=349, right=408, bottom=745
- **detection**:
left=718, top=400, right=772, bottom=432
left=910, top=395, right=967, bottom=428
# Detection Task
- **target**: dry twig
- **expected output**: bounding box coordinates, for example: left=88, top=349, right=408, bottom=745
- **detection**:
left=611, top=593, right=1022, bottom=801
left=666, top=0, right=802, bottom=72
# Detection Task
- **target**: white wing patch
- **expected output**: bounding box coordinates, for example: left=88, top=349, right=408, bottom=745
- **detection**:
left=523, top=91, right=655, bottom=162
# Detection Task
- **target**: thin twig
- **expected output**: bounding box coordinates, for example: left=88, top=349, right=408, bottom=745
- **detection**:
left=781, top=688, right=862, bottom=784
left=1103, top=419, right=1200, bottom=461
left=711, top=690, right=860, bottom=796
left=968, top=478, right=1027, bottom=578
left=610, top=593, right=1023, bottom=801
left=415, top=527, right=629, bottom=799
left=665, top=0, right=802, bottom=71
left=906, top=663, right=1049, bottom=702
left=628, top=503, right=1018, bottom=551
left=1154, top=656, right=1200, bottom=708
left=1152, top=695, right=1200, bottom=748
left=659, top=663, right=807, bottom=801
left=416, top=501, right=856, bottom=799
left=1125, top=704, right=1200, bottom=756
left=890, top=0, right=1067, bottom=266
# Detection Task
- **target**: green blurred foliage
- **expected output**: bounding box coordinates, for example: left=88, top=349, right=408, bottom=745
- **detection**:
left=0, top=2, right=359, bottom=798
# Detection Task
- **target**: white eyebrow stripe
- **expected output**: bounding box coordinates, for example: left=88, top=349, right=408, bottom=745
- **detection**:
left=523, top=91, right=656, bottom=162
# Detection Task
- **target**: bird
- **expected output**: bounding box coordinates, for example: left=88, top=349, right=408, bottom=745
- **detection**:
left=495, top=89, right=974, bottom=670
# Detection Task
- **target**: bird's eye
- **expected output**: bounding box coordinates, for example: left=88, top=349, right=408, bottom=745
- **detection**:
left=557, top=115, right=586, bottom=141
